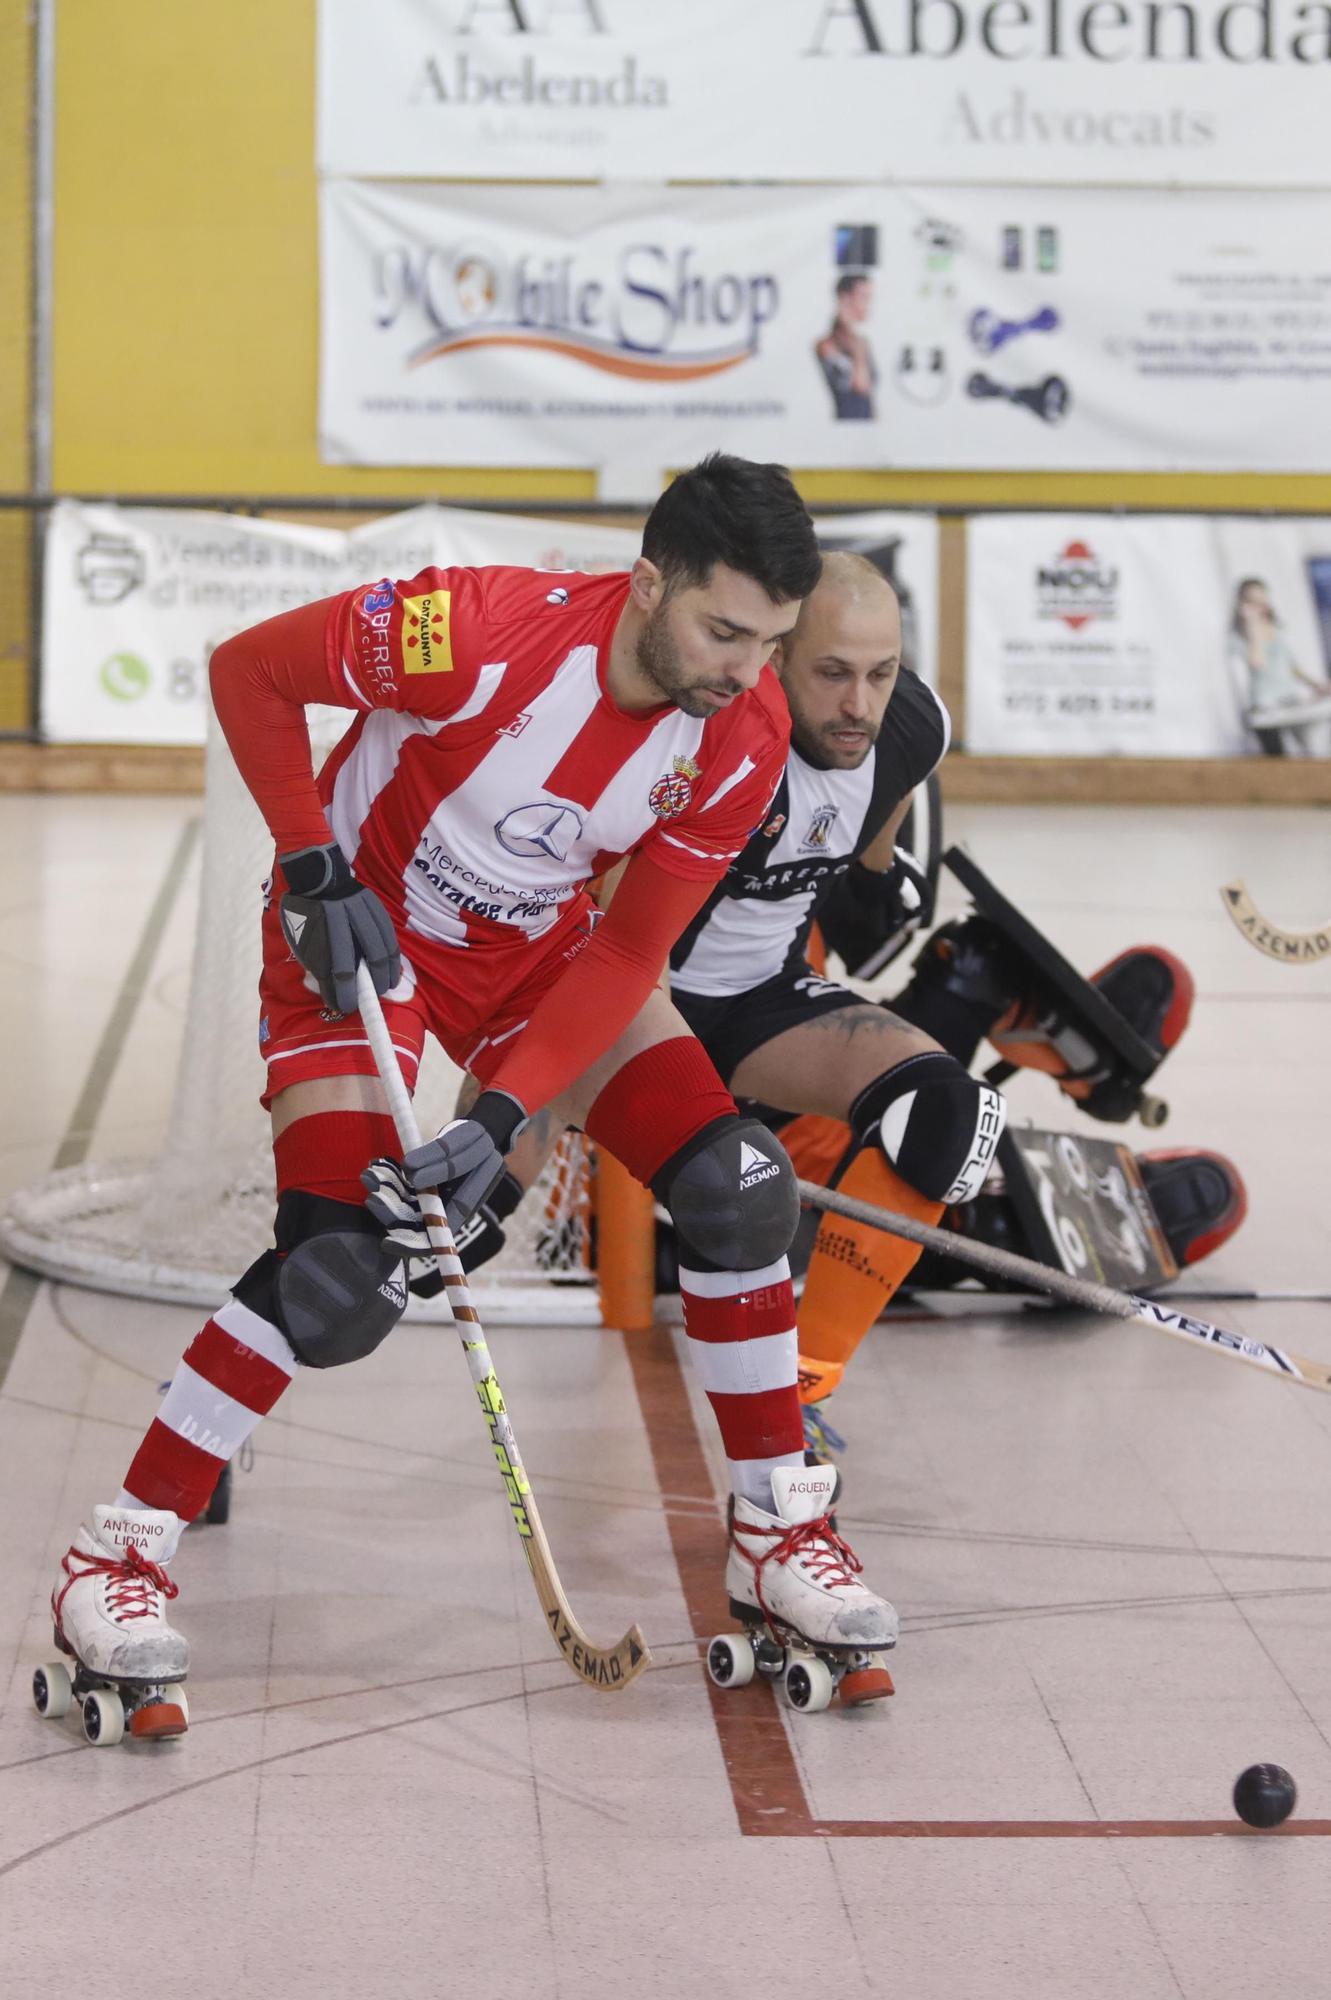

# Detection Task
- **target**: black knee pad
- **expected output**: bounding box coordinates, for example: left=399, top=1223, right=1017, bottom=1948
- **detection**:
left=235, top=1189, right=408, bottom=1369
left=652, top=1116, right=799, bottom=1272
left=850, top=1052, right=1007, bottom=1205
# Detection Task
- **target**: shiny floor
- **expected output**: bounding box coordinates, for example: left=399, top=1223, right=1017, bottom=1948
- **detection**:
left=2, top=794, right=1330, bottom=2000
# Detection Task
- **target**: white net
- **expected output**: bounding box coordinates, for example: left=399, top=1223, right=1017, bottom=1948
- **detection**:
left=0, top=707, right=598, bottom=1324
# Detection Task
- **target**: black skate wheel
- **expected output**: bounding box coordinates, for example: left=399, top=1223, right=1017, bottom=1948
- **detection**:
left=33, top=1660, right=73, bottom=1719
left=706, top=1633, right=756, bottom=1690
left=81, top=1686, right=125, bottom=1747
left=782, top=1657, right=834, bottom=1713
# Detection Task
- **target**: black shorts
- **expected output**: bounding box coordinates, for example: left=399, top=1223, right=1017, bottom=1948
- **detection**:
left=672, top=963, right=869, bottom=1089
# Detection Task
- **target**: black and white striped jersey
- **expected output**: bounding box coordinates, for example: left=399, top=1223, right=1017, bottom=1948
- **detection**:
left=669, top=668, right=950, bottom=999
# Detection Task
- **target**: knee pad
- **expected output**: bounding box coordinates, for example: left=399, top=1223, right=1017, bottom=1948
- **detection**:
left=236, top=1189, right=408, bottom=1369
left=849, top=1052, right=1007, bottom=1205
left=653, top=1116, right=799, bottom=1272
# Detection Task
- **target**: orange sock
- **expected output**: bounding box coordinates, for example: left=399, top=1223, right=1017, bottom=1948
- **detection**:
left=797, top=1147, right=944, bottom=1385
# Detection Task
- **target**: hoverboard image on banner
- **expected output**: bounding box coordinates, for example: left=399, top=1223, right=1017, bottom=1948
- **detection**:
left=970, top=304, right=1059, bottom=354
left=967, top=372, right=1071, bottom=424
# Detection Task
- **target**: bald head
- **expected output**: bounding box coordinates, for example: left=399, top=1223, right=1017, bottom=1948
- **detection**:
left=777, top=553, right=902, bottom=769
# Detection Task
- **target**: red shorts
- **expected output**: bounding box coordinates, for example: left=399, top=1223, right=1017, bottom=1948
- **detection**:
left=257, top=889, right=601, bottom=1109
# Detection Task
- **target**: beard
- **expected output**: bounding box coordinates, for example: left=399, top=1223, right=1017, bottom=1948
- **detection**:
left=788, top=702, right=881, bottom=769
left=635, top=606, right=734, bottom=719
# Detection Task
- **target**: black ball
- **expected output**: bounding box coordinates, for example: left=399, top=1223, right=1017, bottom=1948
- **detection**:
left=1233, top=1764, right=1297, bottom=1828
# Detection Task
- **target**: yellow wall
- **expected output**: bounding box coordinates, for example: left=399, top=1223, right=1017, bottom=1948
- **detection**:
left=50, top=0, right=1331, bottom=516
left=0, top=0, right=32, bottom=729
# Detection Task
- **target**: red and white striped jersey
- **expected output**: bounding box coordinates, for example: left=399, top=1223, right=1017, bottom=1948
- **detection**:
left=316, top=565, right=789, bottom=953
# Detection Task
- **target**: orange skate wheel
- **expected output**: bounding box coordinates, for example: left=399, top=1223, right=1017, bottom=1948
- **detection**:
left=128, top=1700, right=188, bottom=1740
left=839, top=1665, right=895, bottom=1705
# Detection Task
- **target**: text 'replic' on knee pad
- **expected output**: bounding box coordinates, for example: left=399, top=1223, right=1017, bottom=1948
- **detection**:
left=850, top=1052, right=1007, bottom=1206
left=653, top=1115, right=799, bottom=1272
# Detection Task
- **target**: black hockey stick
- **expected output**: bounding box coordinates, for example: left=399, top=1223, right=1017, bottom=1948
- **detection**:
left=798, top=1179, right=1331, bottom=1394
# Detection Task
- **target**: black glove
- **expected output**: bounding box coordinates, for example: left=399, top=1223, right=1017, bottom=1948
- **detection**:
left=278, top=841, right=401, bottom=1018
left=398, top=1090, right=528, bottom=1235
left=361, top=1156, right=507, bottom=1276
left=818, top=850, right=934, bottom=980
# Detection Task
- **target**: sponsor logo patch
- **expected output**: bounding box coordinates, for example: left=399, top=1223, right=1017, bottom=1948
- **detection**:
left=495, top=801, right=584, bottom=863
left=401, top=590, right=453, bottom=674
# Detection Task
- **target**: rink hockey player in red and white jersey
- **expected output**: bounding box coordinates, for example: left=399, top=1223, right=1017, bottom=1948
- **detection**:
left=46, top=454, right=901, bottom=1740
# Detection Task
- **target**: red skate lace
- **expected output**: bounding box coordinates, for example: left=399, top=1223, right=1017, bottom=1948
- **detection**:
left=54, top=1540, right=178, bottom=1629
left=732, top=1510, right=863, bottom=1630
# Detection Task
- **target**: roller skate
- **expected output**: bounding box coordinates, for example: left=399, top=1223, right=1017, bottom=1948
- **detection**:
left=34, top=1505, right=190, bottom=1747
left=706, top=1464, right=896, bottom=1713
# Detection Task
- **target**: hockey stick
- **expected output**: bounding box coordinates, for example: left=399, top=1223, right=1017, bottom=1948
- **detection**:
left=356, top=965, right=650, bottom=1691
left=797, top=1177, right=1331, bottom=1395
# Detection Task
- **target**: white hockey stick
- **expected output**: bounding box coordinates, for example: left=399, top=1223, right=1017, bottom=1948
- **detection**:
left=798, top=1177, right=1331, bottom=1395
left=356, top=965, right=650, bottom=1691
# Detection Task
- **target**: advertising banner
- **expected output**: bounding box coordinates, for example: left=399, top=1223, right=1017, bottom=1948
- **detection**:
left=41, top=502, right=640, bottom=745
left=42, top=500, right=937, bottom=745
left=319, top=178, right=1331, bottom=481
left=966, top=512, right=1331, bottom=758
left=317, top=0, right=1331, bottom=189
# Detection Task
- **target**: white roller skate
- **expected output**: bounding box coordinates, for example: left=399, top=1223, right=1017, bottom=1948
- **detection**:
left=34, top=1506, right=190, bottom=1746
left=707, top=1463, right=897, bottom=1713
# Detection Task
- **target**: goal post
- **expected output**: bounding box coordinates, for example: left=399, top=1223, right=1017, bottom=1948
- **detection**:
left=0, top=705, right=654, bottom=1328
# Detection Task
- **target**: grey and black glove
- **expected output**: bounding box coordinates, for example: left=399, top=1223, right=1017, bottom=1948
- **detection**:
left=278, top=841, right=400, bottom=1017
left=398, top=1089, right=529, bottom=1237
left=818, top=849, right=933, bottom=980
left=361, top=1156, right=508, bottom=1282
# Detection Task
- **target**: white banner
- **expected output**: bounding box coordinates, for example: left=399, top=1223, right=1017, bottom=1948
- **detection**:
left=319, top=179, right=1331, bottom=481
left=41, top=502, right=640, bottom=745
left=966, top=512, right=1331, bottom=757
left=41, top=501, right=937, bottom=744
left=317, top=0, right=1331, bottom=189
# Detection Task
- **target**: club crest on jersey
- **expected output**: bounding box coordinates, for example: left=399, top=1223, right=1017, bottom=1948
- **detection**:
left=800, top=803, right=840, bottom=852
left=400, top=591, right=453, bottom=675
left=648, top=754, right=701, bottom=820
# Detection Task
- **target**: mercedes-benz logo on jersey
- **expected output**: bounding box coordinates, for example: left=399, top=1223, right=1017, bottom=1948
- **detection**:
left=800, top=804, right=840, bottom=853
left=495, top=802, right=584, bottom=862
left=546, top=586, right=570, bottom=606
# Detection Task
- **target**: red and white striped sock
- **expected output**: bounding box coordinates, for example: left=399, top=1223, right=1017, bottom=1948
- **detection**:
left=679, top=1258, right=804, bottom=1512
left=117, top=1296, right=297, bottom=1523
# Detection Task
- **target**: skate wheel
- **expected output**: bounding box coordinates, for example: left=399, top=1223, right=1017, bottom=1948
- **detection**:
left=81, top=1687, right=125, bottom=1747
left=161, top=1682, right=190, bottom=1727
left=128, top=1700, right=188, bottom=1741
left=33, top=1660, right=73, bottom=1719
left=706, top=1632, right=756, bottom=1690
left=781, top=1657, right=834, bottom=1714
left=839, top=1664, right=895, bottom=1706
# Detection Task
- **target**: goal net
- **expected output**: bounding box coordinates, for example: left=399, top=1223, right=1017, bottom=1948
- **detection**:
left=0, top=707, right=598, bottom=1324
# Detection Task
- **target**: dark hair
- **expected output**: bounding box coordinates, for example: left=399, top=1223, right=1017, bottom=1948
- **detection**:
left=1231, top=576, right=1276, bottom=638
left=641, top=452, right=822, bottom=604
left=836, top=272, right=869, bottom=298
